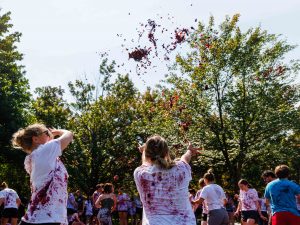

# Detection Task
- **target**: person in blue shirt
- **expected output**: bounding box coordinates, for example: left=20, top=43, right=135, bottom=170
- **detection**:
left=264, top=165, right=300, bottom=225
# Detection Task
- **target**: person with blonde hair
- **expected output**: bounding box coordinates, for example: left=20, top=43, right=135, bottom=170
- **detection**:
left=0, top=182, right=21, bottom=225
left=134, top=135, right=201, bottom=225
left=11, top=123, right=73, bottom=225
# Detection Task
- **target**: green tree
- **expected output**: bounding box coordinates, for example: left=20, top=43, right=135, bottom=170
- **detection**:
left=32, top=86, right=71, bottom=127
left=0, top=10, right=31, bottom=196
left=65, top=59, right=142, bottom=192
left=166, top=14, right=300, bottom=189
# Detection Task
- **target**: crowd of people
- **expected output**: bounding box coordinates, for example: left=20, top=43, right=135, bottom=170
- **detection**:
left=0, top=124, right=300, bottom=225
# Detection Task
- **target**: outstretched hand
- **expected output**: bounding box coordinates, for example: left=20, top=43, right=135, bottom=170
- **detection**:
left=187, top=142, right=202, bottom=156
left=138, top=143, right=146, bottom=153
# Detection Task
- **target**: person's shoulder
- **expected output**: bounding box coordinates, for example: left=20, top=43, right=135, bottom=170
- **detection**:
left=134, top=165, right=150, bottom=174
left=8, top=188, right=17, bottom=194
left=266, top=179, right=279, bottom=188
left=175, top=160, right=191, bottom=170
left=202, top=184, right=210, bottom=191
left=250, top=188, right=257, bottom=193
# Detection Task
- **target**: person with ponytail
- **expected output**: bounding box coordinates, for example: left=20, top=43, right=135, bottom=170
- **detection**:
left=134, top=135, right=201, bottom=225
left=0, top=182, right=21, bottom=225
left=192, top=169, right=229, bottom=225
left=11, top=123, right=73, bottom=225
left=235, top=179, right=267, bottom=225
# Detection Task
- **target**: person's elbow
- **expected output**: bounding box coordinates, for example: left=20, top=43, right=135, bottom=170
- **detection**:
left=60, top=131, right=74, bottom=150
left=16, top=198, right=21, bottom=206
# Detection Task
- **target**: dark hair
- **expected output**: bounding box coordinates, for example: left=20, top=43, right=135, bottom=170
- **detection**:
left=145, top=135, right=175, bottom=169
left=261, top=170, right=276, bottom=178
left=103, top=183, right=113, bottom=194
left=238, top=179, right=252, bottom=188
left=275, top=165, right=289, bottom=179
left=96, top=183, right=104, bottom=190
left=0, top=182, right=8, bottom=189
left=203, top=169, right=215, bottom=182
left=189, top=188, right=196, bottom=195
left=11, top=124, right=49, bottom=153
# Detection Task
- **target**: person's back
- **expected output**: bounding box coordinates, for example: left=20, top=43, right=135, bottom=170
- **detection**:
left=97, top=196, right=115, bottom=225
left=264, top=165, right=300, bottom=225
left=265, top=179, right=300, bottom=215
left=0, top=188, right=19, bottom=209
left=134, top=135, right=200, bottom=225
left=134, top=160, right=195, bottom=224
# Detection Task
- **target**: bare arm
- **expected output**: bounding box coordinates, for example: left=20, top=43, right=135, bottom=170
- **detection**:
left=223, top=198, right=228, bottom=206
left=138, top=144, right=148, bottom=165
left=181, top=142, right=201, bottom=164
left=16, top=198, right=21, bottom=207
left=50, top=129, right=73, bottom=151
left=256, top=200, right=268, bottom=221
left=112, top=194, right=117, bottom=211
left=95, top=195, right=103, bottom=208
left=234, top=201, right=241, bottom=216
left=0, top=198, right=4, bottom=206
left=192, top=197, right=204, bottom=205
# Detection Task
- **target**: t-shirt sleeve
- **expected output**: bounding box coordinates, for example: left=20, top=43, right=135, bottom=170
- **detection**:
left=0, top=191, right=4, bottom=199
left=199, top=187, right=207, bottom=200
left=292, top=182, right=300, bottom=195
left=39, top=139, right=62, bottom=163
left=177, top=160, right=192, bottom=180
left=264, top=185, right=270, bottom=200
left=252, top=189, right=259, bottom=201
left=14, top=191, right=19, bottom=199
left=133, top=167, right=142, bottom=196
left=220, top=188, right=226, bottom=200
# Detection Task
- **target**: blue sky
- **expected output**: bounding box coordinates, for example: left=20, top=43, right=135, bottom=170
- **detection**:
left=1, top=0, right=300, bottom=97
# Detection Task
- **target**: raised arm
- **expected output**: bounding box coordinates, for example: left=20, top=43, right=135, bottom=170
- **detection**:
left=138, top=143, right=148, bottom=165
left=95, top=195, right=103, bottom=209
left=50, top=129, right=73, bottom=151
left=181, top=142, right=201, bottom=164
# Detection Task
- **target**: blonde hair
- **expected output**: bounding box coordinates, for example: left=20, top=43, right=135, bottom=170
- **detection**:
left=0, top=182, right=8, bottom=189
left=145, top=135, right=175, bottom=169
left=11, top=124, right=48, bottom=153
left=198, top=178, right=205, bottom=188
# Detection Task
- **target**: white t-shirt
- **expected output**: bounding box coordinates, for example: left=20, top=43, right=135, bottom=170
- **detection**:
left=22, top=139, right=68, bottom=224
left=0, top=188, right=19, bottom=209
left=239, top=188, right=258, bottom=211
left=134, top=160, right=196, bottom=225
left=199, top=184, right=226, bottom=211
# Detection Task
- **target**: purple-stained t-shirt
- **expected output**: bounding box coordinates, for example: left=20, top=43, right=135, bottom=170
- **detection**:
left=22, top=139, right=68, bottom=224
left=239, top=188, right=259, bottom=211
left=0, top=188, right=19, bottom=209
left=134, top=160, right=196, bottom=225
left=117, top=193, right=130, bottom=211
